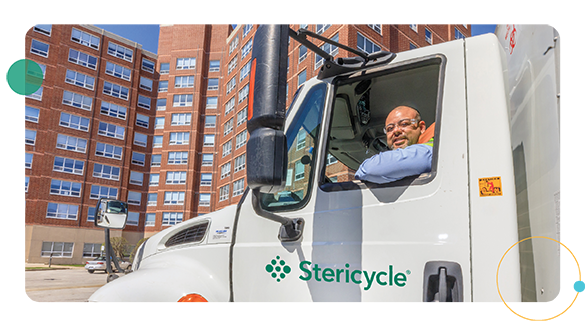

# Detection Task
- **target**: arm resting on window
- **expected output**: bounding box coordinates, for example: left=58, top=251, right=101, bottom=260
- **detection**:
left=355, top=144, right=432, bottom=184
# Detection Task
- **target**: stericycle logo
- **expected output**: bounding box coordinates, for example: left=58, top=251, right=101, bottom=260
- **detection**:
left=266, top=256, right=410, bottom=290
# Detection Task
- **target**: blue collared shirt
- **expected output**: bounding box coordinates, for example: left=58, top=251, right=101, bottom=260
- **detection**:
left=355, top=143, right=433, bottom=184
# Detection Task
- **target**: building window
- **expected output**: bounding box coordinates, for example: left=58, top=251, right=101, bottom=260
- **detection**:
left=168, top=151, right=188, bottom=165
left=100, top=101, right=127, bottom=120
left=234, top=154, right=246, bottom=173
left=30, top=39, right=49, bottom=57
left=41, top=241, right=74, bottom=257
left=158, top=81, right=168, bottom=93
left=235, top=130, right=247, bottom=149
left=155, top=117, right=165, bottom=129
left=50, top=179, right=82, bottom=197
left=203, top=134, right=214, bottom=147
left=237, top=109, right=247, bottom=127
left=410, top=43, right=417, bottom=50
left=147, top=193, right=157, bottom=206
left=299, top=45, right=308, bottom=63
left=160, top=62, right=170, bottom=74
left=171, top=113, right=191, bottom=126
left=241, top=39, right=253, bottom=58
left=149, top=174, right=160, bottom=186
left=226, top=77, right=236, bottom=94
left=170, top=132, right=190, bottom=145
left=164, top=191, right=185, bottom=205
left=56, top=134, right=87, bottom=153
left=208, top=78, right=219, bottom=90
left=296, top=130, right=306, bottom=150
left=425, top=28, right=432, bottom=44
left=202, top=153, right=213, bottom=166
left=103, top=81, right=130, bottom=100
left=206, top=97, right=218, bottom=109
left=228, top=56, right=238, bottom=74
left=98, top=121, right=125, bottom=140
left=151, top=154, right=161, bottom=167
left=167, top=171, right=187, bottom=184
left=316, top=24, right=331, bottom=35
left=129, top=171, right=144, bottom=185
left=140, top=77, right=153, bottom=91
left=153, top=135, right=163, bottom=148
left=65, top=69, right=95, bottom=90
left=142, top=58, right=155, bottom=73
left=221, top=162, right=231, bottom=179
left=175, top=75, right=194, bottom=88
left=93, top=163, right=120, bottom=180
left=6, top=152, right=33, bottom=169
left=6, top=129, right=37, bottom=145
left=83, top=243, right=102, bottom=257
left=222, top=140, right=232, bottom=157
left=229, top=36, right=239, bottom=55
left=199, top=193, right=211, bottom=206
left=135, top=113, right=150, bottom=129
left=131, top=152, right=146, bottom=166
left=95, top=142, right=123, bottom=160
left=295, top=161, right=305, bottom=181
left=105, top=62, right=131, bottom=81
left=157, top=98, right=167, bottom=110
left=173, top=94, right=193, bottom=107
left=225, top=97, right=235, bottom=115
left=59, top=112, right=89, bottom=132
left=233, top=178, right=245, bottom=196
left=243, top=24, right=253, bottom=38
left=107, top=42, right=133, bottom=62
left=205, top=115, right=216, bottom=128
left=127, top=212, right=139, bottom=226
left=240, top=61, right=251, bottom=81
left=6, top=106, right=40, bottom=123
left=326, top=153, right=338, bottom=165
left=46, top=203, right=79, bottom=220
left=71, top=28, right=100, bottom=50
left=368, top=24, right=382, bottom=34
left=298, top=70, right=307, bottom=87
left=53, top=156, right=84, bottom=175
left=68, top=49, right=98, bottom=70
left=134, top=132, right=148, bottom=147
left=357, top=32, right=381, bottom=54
left=63, top=90, right=93, bottom=111
left=224, top=118, right=233, bottom=136
left=6, top=176, right=29, bottom=193
left=238, top=84, right=249, bottom=104
left=90, top=185, right=118, bottom=199
left=219, top=184, right=230, bottom=202
left=454, top=28, right=465, bottom=40
left=145, top=213, right=156, bottom=226
left=88, top=207, right=96, bottom=222
left=209, top=60, right=220, bottom=72
left=176, top=57, right=196, bottom=70
left=315, top=33, right=339, bottom=69
left=200, top=173, right=212, bottom=186
left=163, top=212, right=183, bottom=226
left=410, top=24, right=418, bottom=32
left=26, top=87, right=43, bottom=101
left=127, top=191, right=142, bottom=206
left=34, top=24, right=52, bottom=36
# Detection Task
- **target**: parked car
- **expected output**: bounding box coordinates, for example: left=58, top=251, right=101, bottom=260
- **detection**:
left=85, top=256, right=131, bottom=274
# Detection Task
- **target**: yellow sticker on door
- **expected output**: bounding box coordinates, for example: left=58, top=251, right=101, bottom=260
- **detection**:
left=479, top=177, right=503, bottom=197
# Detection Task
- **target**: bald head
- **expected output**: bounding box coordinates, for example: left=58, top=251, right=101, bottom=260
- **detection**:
left=385, top=106, right=426, bottom=150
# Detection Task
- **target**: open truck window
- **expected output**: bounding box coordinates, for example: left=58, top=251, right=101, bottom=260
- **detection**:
left=321, top=56, right=444, bottom=189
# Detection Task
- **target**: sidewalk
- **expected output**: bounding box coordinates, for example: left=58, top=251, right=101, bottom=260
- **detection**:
left=25, top=263, right=85, bottom=270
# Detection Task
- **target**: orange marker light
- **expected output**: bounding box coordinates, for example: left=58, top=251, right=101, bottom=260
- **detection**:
left=248, top=58, right=257, bottom=121
left=177, top=294, right=209, bottom=321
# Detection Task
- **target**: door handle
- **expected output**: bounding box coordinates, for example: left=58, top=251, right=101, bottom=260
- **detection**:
left=423, top=261, right=463, bottom=302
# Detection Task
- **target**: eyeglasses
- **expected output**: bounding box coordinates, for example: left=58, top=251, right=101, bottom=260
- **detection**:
left=383, top=118, right=419, bottom=134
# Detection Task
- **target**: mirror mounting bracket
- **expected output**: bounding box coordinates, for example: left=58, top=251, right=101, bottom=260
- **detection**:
left=251, top=190, right=304, bottom=242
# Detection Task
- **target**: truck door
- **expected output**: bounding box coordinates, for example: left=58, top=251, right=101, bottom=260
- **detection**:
left=233, top=38, right=471, bottom=302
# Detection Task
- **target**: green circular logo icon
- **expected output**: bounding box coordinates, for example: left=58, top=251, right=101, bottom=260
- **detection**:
left=265, top=256, right=291, bottom=282
left=6, top=59, right=43, bottom=95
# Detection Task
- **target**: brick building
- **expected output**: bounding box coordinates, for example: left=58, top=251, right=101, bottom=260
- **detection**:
left=24, top=24, right=470, bottom=264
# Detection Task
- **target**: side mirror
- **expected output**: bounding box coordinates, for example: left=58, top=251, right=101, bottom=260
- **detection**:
left=94, top=198, right=128, bottom=229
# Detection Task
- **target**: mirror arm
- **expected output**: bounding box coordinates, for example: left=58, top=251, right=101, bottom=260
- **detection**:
left=251, top=189, right=304, bottom=242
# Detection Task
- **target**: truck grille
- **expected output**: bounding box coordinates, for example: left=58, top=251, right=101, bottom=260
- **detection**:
left=165, top=222, right=209, bottom=247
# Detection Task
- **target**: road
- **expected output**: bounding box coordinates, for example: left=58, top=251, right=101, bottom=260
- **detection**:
left=25, top=268, right=118, bottom=302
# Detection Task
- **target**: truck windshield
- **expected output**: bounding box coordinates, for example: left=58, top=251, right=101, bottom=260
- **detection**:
left=260, top=82, right=327, bottom=210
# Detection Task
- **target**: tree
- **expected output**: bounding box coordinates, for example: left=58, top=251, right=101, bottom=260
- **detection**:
left=130, top=237, right=149, bottom=263
left=109, top=237, right=130, bottom=260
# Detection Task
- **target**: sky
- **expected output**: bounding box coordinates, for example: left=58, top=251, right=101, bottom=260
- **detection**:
left=94, top=24, right=497, bottom=55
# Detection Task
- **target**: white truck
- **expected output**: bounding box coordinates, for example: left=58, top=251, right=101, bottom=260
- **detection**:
left=89, top=24, right=560, bottom=302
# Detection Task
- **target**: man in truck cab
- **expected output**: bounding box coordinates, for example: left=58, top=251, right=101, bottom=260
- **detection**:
left=355, top=105, right=433, bottom=183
